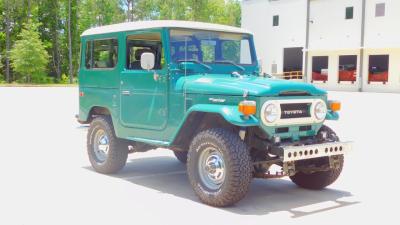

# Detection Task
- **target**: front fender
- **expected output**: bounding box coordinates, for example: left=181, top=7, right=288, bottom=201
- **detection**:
left=187, top=104, right=259, bottom=127
left=326, top=110, right=339, bottom=120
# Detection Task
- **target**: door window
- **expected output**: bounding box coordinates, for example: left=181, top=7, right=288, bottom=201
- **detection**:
left=126, top=33, right=164, bottom=70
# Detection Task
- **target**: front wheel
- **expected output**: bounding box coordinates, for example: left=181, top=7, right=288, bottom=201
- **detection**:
left=187, top=128, right=252, bottom=207
left=173, top=151, right=188, bottom=163
left=87, top=116, right=128, bottom=174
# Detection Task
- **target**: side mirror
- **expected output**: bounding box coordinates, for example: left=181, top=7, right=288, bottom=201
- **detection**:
left=140, top=52, right=155, bottom=70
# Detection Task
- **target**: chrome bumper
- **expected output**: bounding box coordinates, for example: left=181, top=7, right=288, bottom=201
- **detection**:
left=282, top=141, right=352, bottom=162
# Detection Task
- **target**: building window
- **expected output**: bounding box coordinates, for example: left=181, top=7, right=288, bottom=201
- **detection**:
left=273, top=15, right=279, bottom=26
left=375, top=3, right=385, bottom=17
left=338, top=55, right=357, bottom=83
left=345, top=7, right=354, bottom=19
left=312, top=56, right=328, bottom=83
left=368, top=55, right=389, bottom=84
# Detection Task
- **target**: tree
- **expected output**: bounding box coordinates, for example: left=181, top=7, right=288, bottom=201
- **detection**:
left=134, top=0, right=241, bottom=26
left=1, top=0, right=242, bottom=84
left=2, top=0, right=32, bottom=83
left=38, top=0, right=63, bottom=82
left=79, top=0, right=125, bottom=31
left=10, top=22, right=49, bottom=83
left=68, top=0, right=73, bottom=83
left=4, top=0, right=12, bottom=83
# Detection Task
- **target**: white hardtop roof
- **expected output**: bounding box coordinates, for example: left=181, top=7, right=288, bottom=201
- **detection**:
left=81, top=20, right=252, bottom=37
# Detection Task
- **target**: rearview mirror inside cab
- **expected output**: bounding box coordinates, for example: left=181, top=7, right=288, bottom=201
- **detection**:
left=141, top=52, right=155, bottom=70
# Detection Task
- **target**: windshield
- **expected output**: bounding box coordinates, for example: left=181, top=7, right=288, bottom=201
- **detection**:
left=169, top=29, right=255, bottom=65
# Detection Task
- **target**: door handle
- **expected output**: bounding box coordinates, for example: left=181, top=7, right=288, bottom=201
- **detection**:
left=121, top=90, right=131, bottom=96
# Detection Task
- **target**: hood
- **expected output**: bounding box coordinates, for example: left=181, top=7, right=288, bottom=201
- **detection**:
left=175, top=74, right=326, bottom=96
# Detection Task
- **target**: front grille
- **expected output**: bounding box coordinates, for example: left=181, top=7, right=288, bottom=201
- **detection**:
left=276, top=127, right=289, bottom=133
left=279, top=91, right=310, bottom=96
left=299, top=125, right=312, bottom=131
left=280, top=103, right=311, bottom=119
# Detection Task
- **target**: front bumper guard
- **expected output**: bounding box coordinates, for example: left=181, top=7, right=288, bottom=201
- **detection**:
left=281, top=141, right=352, bottom=162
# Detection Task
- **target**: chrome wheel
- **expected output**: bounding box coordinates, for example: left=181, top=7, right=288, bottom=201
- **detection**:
left=198, top=146, right=226, bottom=190
left=93, top=129, right=109, bottom=163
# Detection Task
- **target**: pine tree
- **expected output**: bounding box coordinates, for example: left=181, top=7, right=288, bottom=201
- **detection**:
left=10, top=22, right=49, bottom=83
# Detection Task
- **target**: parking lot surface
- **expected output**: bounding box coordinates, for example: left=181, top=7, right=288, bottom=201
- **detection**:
left=0, top=87, right=399, bottom=225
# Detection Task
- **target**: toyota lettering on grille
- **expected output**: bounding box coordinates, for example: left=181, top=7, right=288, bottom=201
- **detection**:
left=280, top=103, right=311, bottom=119
left=283, top=109, right=305, bottom=116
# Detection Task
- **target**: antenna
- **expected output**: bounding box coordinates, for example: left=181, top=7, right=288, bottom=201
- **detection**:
left=184, top=37, right=188, bottom=112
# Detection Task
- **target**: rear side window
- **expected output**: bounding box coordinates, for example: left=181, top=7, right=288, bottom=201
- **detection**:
left=85, top=39, right=118, bottom=69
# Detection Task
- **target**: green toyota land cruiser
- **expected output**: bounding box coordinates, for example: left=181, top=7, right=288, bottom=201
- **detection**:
left=78, top=20, right=352, bottom=207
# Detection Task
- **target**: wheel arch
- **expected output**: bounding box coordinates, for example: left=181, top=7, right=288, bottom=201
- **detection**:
left=171, top=105, right=259, bottom=150
left=84, top=106, right=113, bottom=124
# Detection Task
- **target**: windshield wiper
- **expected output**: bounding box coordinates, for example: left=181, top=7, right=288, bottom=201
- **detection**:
left=177, top=59, right=212, bottom=71
left=213, top=60, right=245, bottom=72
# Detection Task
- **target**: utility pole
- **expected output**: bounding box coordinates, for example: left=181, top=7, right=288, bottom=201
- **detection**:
left=359, top=0, right=366, bottom=92
left=303, top=0, right=311, bottom=83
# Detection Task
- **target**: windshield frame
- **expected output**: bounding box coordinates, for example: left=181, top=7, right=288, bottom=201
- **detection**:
left=168, top=28, right=257, bottom=67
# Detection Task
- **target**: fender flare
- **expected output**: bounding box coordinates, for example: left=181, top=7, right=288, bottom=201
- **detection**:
left=186, top=104, right=259, bottom=127
left=326, top=110, right=339, bottom=120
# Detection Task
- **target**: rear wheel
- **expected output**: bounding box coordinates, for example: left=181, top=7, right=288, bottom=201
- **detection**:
left=187, top=128, right=252, bottom=207
left=87, top=116, right=128, bottom=174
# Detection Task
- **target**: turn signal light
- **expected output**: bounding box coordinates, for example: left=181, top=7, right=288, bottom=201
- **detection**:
left=329, top=101, right=341, bottom=112
left=239, top=100, right=256, bottom=116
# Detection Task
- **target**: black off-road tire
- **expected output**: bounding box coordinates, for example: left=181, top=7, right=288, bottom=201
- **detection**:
left=87, top=116, right=128, bottom=174
left=289, top=155, right=344, bottom=190
left=187, top=128, right=252, bottom=207
left=173, top=151, right=188, bottom=163
left=290, top=125, right=343, bottom=189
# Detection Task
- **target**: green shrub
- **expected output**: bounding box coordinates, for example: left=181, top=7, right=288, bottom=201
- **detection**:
left=10, top=22, right=49, bottom=83
left=31, top=75, right=55, bottom=84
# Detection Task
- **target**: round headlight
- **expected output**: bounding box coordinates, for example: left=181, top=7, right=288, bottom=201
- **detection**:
left=263, top=103, right=279, bottom=123
left=314, top=101, right=327, bottom=120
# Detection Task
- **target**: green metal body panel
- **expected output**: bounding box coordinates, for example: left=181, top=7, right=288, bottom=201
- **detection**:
left=78, top=26, right=339, bottom=147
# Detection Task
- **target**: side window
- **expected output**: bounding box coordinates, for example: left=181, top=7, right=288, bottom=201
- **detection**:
left=85, top=39, right=118, bottom=69
left=126, top=33, right=163, bottom=70
left=93, top=39, right=118, bottom=69
left=85, top=41, right=92, bottom=69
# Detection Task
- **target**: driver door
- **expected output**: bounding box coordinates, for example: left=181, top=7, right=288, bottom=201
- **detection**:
left=120, top=31, right=168, bottom=130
